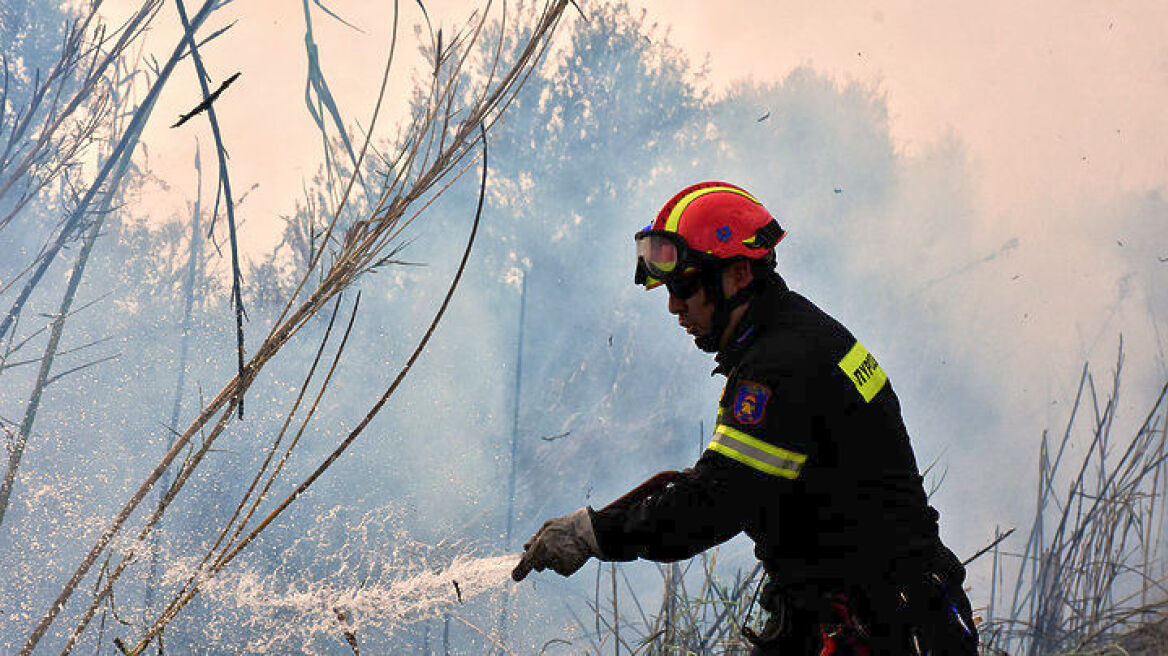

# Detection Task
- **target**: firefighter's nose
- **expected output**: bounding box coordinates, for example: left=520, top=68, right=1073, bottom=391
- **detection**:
left=667, top=293, right=685, bottom=315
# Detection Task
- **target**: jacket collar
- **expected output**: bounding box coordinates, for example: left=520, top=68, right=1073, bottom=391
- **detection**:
left=713, top=273, right=790, bottom=376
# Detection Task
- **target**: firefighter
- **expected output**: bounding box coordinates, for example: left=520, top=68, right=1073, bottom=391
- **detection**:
left=513, top=182, right=979, bottom=655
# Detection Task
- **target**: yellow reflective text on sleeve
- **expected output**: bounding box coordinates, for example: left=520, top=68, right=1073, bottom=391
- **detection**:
left=838, top=341, right=888, bottom=402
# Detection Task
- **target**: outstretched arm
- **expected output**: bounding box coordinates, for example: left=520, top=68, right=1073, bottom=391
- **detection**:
left=589, top=457, right=758, bottom=562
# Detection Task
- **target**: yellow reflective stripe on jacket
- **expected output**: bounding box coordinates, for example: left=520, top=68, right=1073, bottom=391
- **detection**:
left=708, top=423, right=807, bottom=479
left=664, top=185, right=760, bottom=233
left=838, top=340, right=888, bottom=402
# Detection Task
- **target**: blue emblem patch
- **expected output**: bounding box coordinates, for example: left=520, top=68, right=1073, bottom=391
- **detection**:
left=716, top=225, right=732, bottom=242
left=732, top=381, right=770, bottom=426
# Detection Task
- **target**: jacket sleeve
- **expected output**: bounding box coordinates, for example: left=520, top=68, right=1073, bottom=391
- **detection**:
left=589, top=453, right=759, bottom=562
left=590, top=367, right=817, bottom=563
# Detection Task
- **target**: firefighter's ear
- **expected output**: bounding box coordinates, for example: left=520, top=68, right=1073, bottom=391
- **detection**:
left=722, top=259, right=754, bottom=296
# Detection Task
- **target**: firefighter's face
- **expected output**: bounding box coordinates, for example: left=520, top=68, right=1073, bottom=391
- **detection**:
left=666, top=261, right=754, bottom=348
left=667, top=277, right=715, bottom=341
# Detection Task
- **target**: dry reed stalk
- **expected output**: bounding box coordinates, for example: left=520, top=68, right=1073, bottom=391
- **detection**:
left=982, top=340, right=1168, bottom=656
left=0, top=0, right=166, bottom=338
left=0, top=1, right=158, bottom=227
left=0, top=30, right=174, bottom=526
left=172, top=0, right=248, bottom=418
left=19, top=4, right=573, bottom=653
left=572, top=550, right=762, bottom=655
left=146, top=143, right=205, bottom=610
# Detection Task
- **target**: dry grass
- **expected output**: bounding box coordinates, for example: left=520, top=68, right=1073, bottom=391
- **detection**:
left=982, top=340, right=1168, bottom=656
left=16, top=2, right=575, bottom=654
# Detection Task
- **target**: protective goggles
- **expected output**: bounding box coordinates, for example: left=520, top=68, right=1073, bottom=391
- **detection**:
left=634, top=229, right=704, bottom=297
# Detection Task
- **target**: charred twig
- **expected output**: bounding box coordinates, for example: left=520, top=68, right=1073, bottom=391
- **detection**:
left=568, top=0, right=587, bottom=22
left=170, top=71, right=240, bottom=128
left=964, top=527, right=1016, bottom=567
left=332, top=606, right=360, bottom=655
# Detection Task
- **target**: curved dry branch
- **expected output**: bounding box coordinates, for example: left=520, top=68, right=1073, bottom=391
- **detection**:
left=128, top=123, right=489, bottom=655
left=19, top=4, right=570, bottom=653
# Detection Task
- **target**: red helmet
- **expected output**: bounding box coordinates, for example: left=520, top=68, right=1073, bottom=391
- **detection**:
left=635, top=182, right=786, bottom=290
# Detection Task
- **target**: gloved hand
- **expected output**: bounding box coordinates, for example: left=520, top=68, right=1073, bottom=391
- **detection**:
left=511, top=507, right=601, bottom=581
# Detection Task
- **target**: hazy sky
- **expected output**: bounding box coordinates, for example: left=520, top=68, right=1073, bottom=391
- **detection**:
left=644, top=0, right=1168, bottom=216
left=118, top=0, right=1168, bottom=253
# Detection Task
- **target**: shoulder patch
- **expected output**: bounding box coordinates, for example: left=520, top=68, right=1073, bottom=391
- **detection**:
left=732, top=380, right=770, bottom=425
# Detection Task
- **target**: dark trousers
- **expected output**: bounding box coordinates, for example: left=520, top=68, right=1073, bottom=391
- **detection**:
left=747, top=577, right=978, bottom=656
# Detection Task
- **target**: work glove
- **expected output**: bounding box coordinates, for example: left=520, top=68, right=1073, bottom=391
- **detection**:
left=511, top=507, right=600, bottom=581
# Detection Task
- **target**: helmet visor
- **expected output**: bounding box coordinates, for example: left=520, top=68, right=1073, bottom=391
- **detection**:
left=635, top=231, right=685, bottom=284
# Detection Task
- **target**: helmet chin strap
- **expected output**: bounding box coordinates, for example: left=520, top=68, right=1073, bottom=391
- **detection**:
left=694, top=265, right=756, bottom=353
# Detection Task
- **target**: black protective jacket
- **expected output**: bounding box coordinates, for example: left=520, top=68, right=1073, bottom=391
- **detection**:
left=590, top=275, right=963, bottom=596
